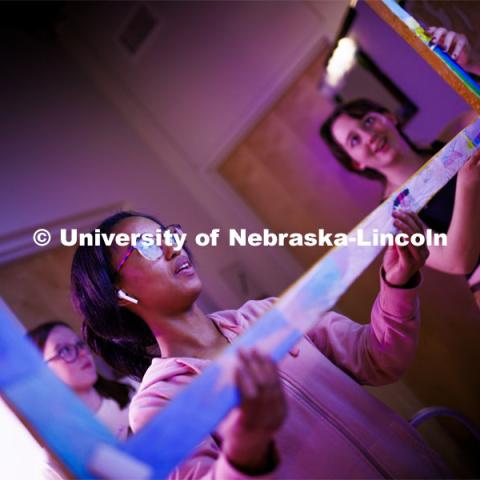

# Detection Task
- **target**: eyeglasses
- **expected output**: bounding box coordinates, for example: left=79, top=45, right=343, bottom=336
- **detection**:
left=116, top=224, right=183, bottom=273
left=45, top=340, right=89, bottom=364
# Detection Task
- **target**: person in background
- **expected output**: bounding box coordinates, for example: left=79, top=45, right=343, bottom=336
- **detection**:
left=321, top=98, right=480, bottom=307
left=320, top=28, right=480, bottom=308
left=28, top=321, right=134, bottom=479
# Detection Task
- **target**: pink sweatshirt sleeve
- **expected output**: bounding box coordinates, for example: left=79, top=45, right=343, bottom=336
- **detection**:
left=307, top=271, right=421, bottom=386
left=133, top=416, right=276, bottom=480
left=129, top=364, right=277, bottom=480
left=167, top=443, right=276, bottom=480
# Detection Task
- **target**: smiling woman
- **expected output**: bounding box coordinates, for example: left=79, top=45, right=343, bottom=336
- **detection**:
left=320, top=98, right=480, bottom=308
left=320, top=99, right=439, bottom=188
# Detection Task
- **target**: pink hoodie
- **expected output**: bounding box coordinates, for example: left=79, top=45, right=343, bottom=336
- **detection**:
left=129, top=274, right=449, bottom=479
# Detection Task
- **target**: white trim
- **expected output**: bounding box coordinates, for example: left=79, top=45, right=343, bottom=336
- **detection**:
left=0, top=203, right=126, bottom=265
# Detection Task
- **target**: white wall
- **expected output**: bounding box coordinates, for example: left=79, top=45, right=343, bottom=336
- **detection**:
left=0, top=2, right=349, bottom=309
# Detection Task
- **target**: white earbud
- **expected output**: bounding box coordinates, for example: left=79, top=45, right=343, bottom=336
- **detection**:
left=117, top=289, right=139, bottom=305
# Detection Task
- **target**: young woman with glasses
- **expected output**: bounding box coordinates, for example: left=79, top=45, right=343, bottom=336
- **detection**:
left=28, top=321, right=134, bottom=440
left=28, top=321, right=135, bottom=479
left=67, top=209, right=453, bottom=478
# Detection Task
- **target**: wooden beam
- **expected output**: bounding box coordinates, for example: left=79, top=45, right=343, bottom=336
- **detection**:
left=365, top=0, right=480, bottom=113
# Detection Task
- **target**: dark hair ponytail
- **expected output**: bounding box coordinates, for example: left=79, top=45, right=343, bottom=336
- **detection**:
left=320, top=98, right=440, bottom=182
left=71, top=211, right=168, bottom=381
left=27, top=320, right=133, bottom=408
left=94, top=374, right=132, bottom=409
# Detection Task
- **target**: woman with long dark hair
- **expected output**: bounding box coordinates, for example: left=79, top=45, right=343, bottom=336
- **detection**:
left=69, top=209, right=452, bottom=478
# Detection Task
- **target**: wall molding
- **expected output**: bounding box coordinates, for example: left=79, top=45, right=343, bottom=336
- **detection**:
left=0, top=202, right=126, bottom=265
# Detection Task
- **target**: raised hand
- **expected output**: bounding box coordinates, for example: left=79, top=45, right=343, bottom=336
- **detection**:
left=426, top=26, right=471, bottom=68
left=384, top=211, right=429, bottom=286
